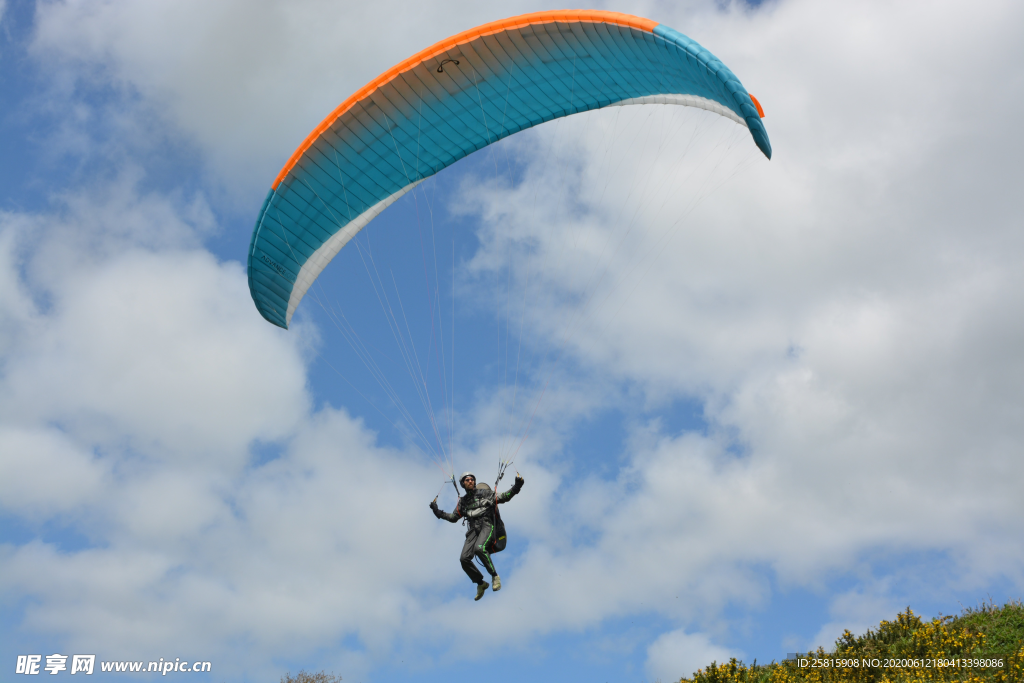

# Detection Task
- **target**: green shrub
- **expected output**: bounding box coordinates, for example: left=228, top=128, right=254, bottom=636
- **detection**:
left=280, top=670, right=342, bottom=683
left=679, top=601, right=1024, bottom=683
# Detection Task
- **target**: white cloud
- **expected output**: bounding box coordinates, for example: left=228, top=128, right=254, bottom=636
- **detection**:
left=456, top=0, right=1024, bottom=577
left=0, top=181, right=451, bottom=676
left=0, top=426, right=108, bottom=517
left=0, top=176, right=307, bottom=464
left=647, top=629, right=737, bottom=683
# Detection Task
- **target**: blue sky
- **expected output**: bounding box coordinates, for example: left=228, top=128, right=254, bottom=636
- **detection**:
left=2, top=1, right=1023, bottom=682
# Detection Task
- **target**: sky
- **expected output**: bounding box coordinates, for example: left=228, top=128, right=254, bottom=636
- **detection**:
left=1, top=1, right=1022, bottom=682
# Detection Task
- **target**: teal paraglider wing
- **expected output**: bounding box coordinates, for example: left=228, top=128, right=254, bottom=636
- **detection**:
left=248, top=10, right=770, bottom=328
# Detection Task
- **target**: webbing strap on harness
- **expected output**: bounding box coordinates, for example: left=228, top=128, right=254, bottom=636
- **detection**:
left=452, top=474, right=467, bottom=526
left=489, top=459, right=513, bottom=549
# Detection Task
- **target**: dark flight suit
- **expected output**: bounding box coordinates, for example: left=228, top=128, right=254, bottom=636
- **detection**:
left=432, top=480, right=522, bottom=584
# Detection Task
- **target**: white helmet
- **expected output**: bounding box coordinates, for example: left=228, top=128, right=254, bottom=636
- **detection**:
left=459, top=472, right=476, bottom=488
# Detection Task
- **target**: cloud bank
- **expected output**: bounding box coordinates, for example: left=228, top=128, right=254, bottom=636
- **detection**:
left=1, top=0, right=1022, bottom=680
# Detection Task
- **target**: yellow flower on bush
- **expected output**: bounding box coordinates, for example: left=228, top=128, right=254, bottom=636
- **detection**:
left=677, top=602, right=1022, bottom=683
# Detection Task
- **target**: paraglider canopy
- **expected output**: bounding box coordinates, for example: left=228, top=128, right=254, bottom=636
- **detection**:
left=247, top=9, right=770, bottom=330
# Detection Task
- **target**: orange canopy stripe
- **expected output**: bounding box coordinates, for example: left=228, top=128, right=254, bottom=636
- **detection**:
left=749, top=94, right=765, bottom=118
left=271, top=10, right=659, bottom=190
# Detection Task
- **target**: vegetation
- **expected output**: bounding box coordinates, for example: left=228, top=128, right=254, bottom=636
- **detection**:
left=280, top=670, right=342, bottom=683
left=679, top=601, right=1024, bottom=683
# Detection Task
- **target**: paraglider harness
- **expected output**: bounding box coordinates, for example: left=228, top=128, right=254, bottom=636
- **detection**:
left=449, top=461, right=512, bottom=554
